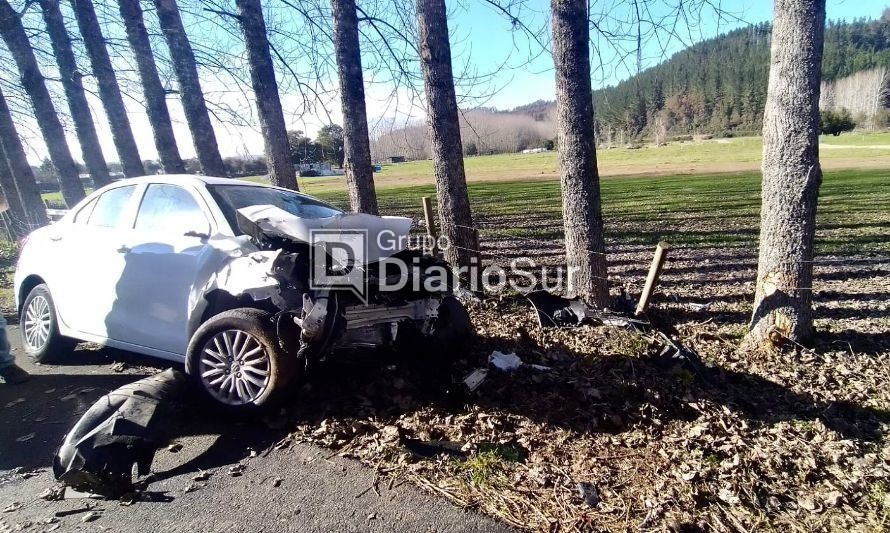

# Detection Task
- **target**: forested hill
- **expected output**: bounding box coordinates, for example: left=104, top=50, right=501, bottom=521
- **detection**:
left=590, top=16, right=890, bottom=139
left=372, top=17, right=890, bottom=159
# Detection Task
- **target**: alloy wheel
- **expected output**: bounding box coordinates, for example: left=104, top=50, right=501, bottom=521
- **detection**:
left=198, top=329, right=271, bottom=406
left=23, top=295, right=51, bottom=352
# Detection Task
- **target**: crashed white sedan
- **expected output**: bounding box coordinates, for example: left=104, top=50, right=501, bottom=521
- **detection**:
left=15, top=175, right=470, bottom=411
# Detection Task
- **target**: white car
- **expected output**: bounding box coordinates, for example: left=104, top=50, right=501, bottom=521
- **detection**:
left=15, top=175, right=470, bottom=411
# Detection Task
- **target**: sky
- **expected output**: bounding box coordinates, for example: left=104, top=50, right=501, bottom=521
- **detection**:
left=10, top=0, right=889, bottom=165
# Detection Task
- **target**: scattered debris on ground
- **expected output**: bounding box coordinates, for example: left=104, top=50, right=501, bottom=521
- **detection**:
left=271, top=277, right=889, bottom=532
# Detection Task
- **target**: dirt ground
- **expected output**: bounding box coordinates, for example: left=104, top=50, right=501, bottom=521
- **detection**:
left=262, top=233, right=889, bottom=532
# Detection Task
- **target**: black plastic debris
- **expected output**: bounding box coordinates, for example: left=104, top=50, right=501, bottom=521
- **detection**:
left=401, top=437, right=469, bottom=459
left=526, top=290, right=649, bottom=329
left=526, top=290, right=596, bottom=327
left=53, top=369, right=189, bottom=498
left=577, top=482, right=599, bottom=507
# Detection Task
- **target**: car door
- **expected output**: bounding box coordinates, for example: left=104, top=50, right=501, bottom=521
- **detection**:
left=51, top=185, right=140, bottom=338
left=108, top=183, right=215, bottom=356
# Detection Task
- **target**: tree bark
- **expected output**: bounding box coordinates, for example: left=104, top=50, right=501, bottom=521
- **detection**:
left=550, top=0, right=609, bottom=306
left=70, top=0, right=144, bottom=177
left=332, top=0, right=377, bottom=213
left=118, top=0, right=185, bottom=174
left=235, top=0, right=297, bottom=190
left=0, top=147, right=28, bottom=238
left=416, top=0, right=478, bottom=272
left=0, top=87, right=50, bottom=228
left=154, top=0, right=227, bottom=177
left=0, top=0, right=85, bottom=207
left=746, top=0, right=826, bottom=345
left=40, top=0, right=111, bottom=187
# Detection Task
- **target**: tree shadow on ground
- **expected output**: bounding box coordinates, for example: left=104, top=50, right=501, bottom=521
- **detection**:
left=280, top=323, right=889, bottom=446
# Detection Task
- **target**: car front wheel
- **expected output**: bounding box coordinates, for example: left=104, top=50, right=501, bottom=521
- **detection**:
left=20, top=283, right=76, bottom=363
left=186, top=308, right=298, bottom=413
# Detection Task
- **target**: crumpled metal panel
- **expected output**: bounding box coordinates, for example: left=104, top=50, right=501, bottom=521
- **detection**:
left=52, top=369, right=189, bottom=497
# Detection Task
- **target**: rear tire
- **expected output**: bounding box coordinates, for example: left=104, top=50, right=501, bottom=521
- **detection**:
left=186, top=308, right=298, bottom=414
left=20, top=284, right=76, bottom=363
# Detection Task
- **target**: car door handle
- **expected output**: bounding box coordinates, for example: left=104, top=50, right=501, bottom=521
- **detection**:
left=49, top=235, right=62, bottom=242
left=184, top=230, right=210, bottom=240
left=116, top=245, right=131, bottom=254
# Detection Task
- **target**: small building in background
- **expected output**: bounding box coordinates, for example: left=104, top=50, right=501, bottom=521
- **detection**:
left=388, top=155, right=406, bottom=164
left=295, top=162, right=334, bottom=177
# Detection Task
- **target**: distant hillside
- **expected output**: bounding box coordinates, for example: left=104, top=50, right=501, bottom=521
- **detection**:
left=592, top=17, right=890, bottom=140
left=371, top=16, right=890, bottom=160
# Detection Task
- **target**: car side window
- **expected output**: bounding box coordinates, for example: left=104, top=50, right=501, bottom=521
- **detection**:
left=72, top=197, right=98, bottom=224
left=134, top=184, right=209, bottom=234
left=88, top=185, right=137, bottom=228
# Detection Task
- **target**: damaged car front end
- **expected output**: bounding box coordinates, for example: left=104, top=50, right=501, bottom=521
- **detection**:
left=185, top=192, right=471, bottom=412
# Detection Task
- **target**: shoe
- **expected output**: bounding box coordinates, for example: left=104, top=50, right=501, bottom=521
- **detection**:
left=0, top=364, right=30, bottom=385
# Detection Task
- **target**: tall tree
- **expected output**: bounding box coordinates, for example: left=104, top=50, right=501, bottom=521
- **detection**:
left=416, top=0, right=478, bottom=272
left=234, top=0, right=297, bottom=189
left=551, top=0, right=609, bottom=305
left=70, top=0, right=144, bottom=177
left=0, top=87, right=50, bottom=227
left=0, top=148, right=28, bottom=238
left=118, top=0, right=185, bottom=173
left=40, top=0, right=111, bottom=187
left=332, top=0, right=377, bottom=213
left=746, top=0, right=826, bottom=345
left=0, top=0, right=85, bottom=206
left=154, top=0, right=226, bottom=177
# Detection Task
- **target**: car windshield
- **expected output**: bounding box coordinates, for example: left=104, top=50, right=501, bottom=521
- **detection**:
left=209, top=184, right=343, bottom=233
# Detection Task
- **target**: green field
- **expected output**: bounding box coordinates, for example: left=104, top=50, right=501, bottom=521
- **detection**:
left=357, top=132, right=890, bottom=186
left=37, top=133, right=888, bottom=258
left=309, top=168, right=889, bottom=257
left=41, top=132, right=890, bottom=204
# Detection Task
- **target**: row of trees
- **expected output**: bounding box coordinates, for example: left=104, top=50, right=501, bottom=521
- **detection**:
left=1, top=0, right=835, bottom=345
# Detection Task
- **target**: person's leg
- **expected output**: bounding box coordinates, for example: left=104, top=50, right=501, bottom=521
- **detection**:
left=0, top=315, right=13, bottom=369
left=0, top=315, right=29, bottom=384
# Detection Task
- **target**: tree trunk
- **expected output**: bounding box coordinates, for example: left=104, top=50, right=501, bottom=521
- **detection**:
left=332, top=0, right=377, bottom=213
left=154, top=0, right=227, bottom=177
left=416, top=0, right=478, bottom=272
left=0, top=0, right=85, bottom=207
left=0, top=148, right=28, bottom=238
left=0, top=87, right=50, bottom=228
left=551, top=0, right=609, bottom=306
left=118, top=0, right=185, bottom=174
left=235, top=0, right=297, bottom=190
left=40, top=0, right=111, bottom=187
left=70, top=0, right=144, bottom=177
left=746, top=0, right=826, bottom=345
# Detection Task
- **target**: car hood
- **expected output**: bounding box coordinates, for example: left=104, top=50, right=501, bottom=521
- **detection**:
left=236, top=204, right=413, bottom=264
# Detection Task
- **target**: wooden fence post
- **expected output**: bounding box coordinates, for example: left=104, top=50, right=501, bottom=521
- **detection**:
left=635, top=241, right=671, bottom=316
left=421, top=196, right=438, bottom=255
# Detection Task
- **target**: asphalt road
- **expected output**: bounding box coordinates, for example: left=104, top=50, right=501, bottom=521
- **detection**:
left=0, top=325, right=512, bottom=532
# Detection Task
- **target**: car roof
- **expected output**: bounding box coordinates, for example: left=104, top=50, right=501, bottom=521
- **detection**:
left=107, top=174, right=268, bottom=188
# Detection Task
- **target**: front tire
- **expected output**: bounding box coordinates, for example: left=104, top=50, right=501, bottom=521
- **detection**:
left=186, top=308, right=298, bottom=413
left=20, top=284, right=76, bottom=363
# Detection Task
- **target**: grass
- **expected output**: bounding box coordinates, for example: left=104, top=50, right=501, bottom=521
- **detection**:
left=305, top=168, right=888, bottom=256
left=35, top=133, right=888, bottom=258
left=331, top=132, right=890, bottom=190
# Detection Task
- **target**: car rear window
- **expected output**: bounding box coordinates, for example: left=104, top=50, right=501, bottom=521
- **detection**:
left=208, top=185, right=342, bottom=234
left=88, top=185, right=137, bottom=228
